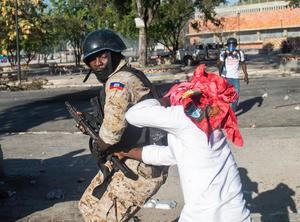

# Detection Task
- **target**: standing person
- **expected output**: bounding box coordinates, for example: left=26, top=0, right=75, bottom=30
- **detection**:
left=117, top=65, right=251, bottom=222
left=77, top=29, right=167, bottom=222
left=218, top=37, right=249, bottom=112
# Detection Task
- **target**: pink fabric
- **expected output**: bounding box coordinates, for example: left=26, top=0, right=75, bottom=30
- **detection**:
left=165, top=64, right=243, bottom=147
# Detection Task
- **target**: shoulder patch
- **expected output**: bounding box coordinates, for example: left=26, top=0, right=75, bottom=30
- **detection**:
left=109, top=82, right=125, bottom=90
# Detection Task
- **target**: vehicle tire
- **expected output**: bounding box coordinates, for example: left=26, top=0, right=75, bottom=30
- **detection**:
left=183, top=56, right=193, bottom=66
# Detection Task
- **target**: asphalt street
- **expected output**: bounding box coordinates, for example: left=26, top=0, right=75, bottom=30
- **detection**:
left=0, top=69, right=300, bottom=221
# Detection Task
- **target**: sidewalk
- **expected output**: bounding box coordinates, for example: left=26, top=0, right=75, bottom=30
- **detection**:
left=43, top=65, right=300, bottom=89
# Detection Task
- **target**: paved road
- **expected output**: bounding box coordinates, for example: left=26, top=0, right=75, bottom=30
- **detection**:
left=0, top=77, right=299, bottom=132
left=0, top=77, right=300, bottom=222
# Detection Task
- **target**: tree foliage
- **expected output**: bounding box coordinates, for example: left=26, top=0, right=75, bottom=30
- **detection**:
left=289, top=0, right=300, bottom=7
left=0, top=0, right=225, bottom=67
left=111, top=0, right=138, bottom=39
left=49, top=0, right=118, bottom=65
left=148, top=0, right=225, bottom=57
left=194, top=0, right=226, bottom=26
left=111, top=0, right=160, bottom=65
left=135, top=0, right=160, bottom=65
left=0, top=0, right=48, bottom=65
left=149, top=0, right=194, bottom=55
left=50, top=0, right=88, bottom=65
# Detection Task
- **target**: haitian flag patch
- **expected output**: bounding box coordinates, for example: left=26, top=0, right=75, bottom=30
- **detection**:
left=109, top=82, right=125, bottom=90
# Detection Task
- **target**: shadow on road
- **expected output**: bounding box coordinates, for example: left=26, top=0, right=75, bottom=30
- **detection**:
left=0, top=149, right=97, bottom=221
left=0, top=88, right=100, bottom=135
left=238, top=167, right=297, bottom=222
left=246, top=54, right=280, bottom=69
left=236, top=96, right=264, bottom=116
left=0, top=83, right=174, bottom=135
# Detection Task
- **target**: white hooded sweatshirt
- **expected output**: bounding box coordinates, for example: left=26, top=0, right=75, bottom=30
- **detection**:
left=125, top=99, right=251, bottom=222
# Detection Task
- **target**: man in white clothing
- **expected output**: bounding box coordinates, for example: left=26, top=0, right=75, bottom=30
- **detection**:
left=115, top=95, right=252, bottom=222
left=218, top=37, right=249, bottom=112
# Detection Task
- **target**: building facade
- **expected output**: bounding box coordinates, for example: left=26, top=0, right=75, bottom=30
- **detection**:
left=187, top=1, right=300, bottom=51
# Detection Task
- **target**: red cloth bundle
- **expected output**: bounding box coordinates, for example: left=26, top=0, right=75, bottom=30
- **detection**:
left=165, top=64, right=243, bottom=147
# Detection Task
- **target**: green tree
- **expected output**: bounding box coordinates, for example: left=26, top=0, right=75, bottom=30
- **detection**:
left=112, top=0, right=138, bottom=39
left=50, top=0, right=115, bottom=65
left=194, top=0, right=226, bottom=26
left=112, top=0, right=225, bottom=66
left=289, top=0, right=300, bottom=7
left=135, top=0, right=160, bottom=66
left=20, top=13, right=58, bottom=65
left=50, top=0, right=87, bottom=66
left=0, top=0, right=47, bottom=66
left=112, top=0, right=160, bottom=66
left=148, top=0, right=226, bottom=59
left=149, top=0, right=194, bottom=57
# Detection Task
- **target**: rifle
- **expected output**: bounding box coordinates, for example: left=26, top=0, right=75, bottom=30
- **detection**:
left=65, top=101, right=138, bottom=180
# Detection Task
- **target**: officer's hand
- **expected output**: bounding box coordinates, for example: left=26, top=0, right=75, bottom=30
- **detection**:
left=113, top=151, right=126, bottom=160
left=76, top=123, right=88, bottom=135
left=244, top=76, right=249, bottom=85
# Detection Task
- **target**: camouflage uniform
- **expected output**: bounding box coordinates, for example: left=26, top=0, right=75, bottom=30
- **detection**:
left=79, top=59, right=167, bottom=221
left=99, top=60, right=150, bottom=145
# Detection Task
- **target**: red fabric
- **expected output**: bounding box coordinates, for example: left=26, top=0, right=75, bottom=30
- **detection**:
left=165, top=64, right=243, bottom=147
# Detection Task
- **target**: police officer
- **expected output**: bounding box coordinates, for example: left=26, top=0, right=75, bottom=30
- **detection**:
left=82, top=29, right=153, bottom=150
left=218, top=37, right=249, bottom=112
left=78, top=29, right=167, bottom=222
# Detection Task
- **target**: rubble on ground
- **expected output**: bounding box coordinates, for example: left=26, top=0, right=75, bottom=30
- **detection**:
left=0, top=78, right=48, bottom=91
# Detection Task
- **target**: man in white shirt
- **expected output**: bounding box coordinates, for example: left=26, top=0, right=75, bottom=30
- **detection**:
left=116, top=95, right=251, bottom=222
left=218, top=37, right=249, bottom=112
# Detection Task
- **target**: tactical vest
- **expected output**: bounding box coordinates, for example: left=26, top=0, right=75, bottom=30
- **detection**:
left=88, top=64, right=168, bottom=178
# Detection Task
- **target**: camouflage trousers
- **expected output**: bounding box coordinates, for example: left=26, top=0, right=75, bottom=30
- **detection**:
left=78, top=159, right=167, bottom=222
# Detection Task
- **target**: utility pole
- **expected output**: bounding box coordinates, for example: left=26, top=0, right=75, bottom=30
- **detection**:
left=237, top=12, right=241, bottom=49
left=15, top=0, right=21, bottom=82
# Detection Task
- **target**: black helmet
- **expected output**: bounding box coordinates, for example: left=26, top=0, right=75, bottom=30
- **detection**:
left=82, top=29, right=127, bottom=65
left=226, top=37, right=238, bottom=46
